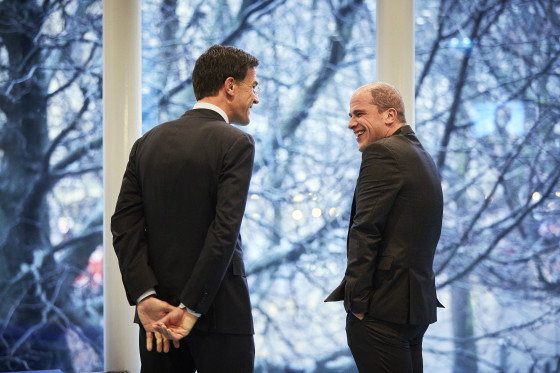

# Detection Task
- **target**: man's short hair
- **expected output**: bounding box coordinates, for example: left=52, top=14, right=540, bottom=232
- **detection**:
left=192, top=44, right=259, bottom=100
left=368, top=82, right=407, bottom=124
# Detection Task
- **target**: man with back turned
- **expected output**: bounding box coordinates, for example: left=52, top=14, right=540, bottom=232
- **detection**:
left=326, top=82, right=444, bottom=372
left=111, top=44, right=260, bottom=372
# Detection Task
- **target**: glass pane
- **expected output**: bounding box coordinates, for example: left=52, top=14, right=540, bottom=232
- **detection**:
left=141, top=0, right=375, bottom=370
left=2, top=0, right=558, bottom=372
left=0, top=1, right=104, bottom=372
left=415, top=0, right=560, bottom=371
left=141, top=0, right=560, bottom=371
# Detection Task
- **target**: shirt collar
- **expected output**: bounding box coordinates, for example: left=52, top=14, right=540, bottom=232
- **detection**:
left=193, top=102, right=229, bottom=123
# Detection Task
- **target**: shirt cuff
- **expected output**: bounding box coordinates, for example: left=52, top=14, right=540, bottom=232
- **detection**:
left=179, top=303, right=201, bottom=318
left=136, top=289, right=157, bottom=304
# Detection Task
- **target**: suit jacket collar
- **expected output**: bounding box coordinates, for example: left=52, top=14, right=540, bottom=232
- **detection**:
left=392, top=124, right=414, bottom=137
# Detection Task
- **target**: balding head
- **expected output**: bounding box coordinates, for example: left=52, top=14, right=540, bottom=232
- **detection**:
left=358, top=82, right=407, bottom=124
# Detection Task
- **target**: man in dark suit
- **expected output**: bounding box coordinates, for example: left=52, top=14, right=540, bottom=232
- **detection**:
left=111, top=44, right=260, bottom=372
left=325, top=82, right=444, bottom=372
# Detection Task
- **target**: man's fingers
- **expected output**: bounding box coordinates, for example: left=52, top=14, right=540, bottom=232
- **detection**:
left=153, top=323, right=164, bottom=337
left=146, top=329, right=173, bottom=353
left=155, top=331, right=163, bottom=352
left=173, top=340, right=180, bottom=348
left=146, top=331, right=153, bottom=352
left=155, top=323, right=173, bottom=340
left=162, top=327, right=180, bottom=341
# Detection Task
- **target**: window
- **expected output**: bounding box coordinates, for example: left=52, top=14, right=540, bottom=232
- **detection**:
left=142, top=1, right=560, bottom=371
left=0, top=1, right=104, bottom=372
left=141, top=0, right=373, bottom=367
left=0, top=0, right=557, bottom=371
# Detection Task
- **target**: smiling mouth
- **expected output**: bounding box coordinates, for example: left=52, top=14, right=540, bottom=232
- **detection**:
left=355, top=130, right=364, bottom=138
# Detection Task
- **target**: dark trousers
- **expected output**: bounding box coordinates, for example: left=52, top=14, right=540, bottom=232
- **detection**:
left=139, top=325, right=254, bottom=373
left=346, top=313, right=429, bottom=373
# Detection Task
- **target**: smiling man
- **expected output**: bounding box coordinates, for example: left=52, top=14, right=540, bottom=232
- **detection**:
left=326, top=82, right=444, bottom=373
left=112, top=44, right=260, bottom=373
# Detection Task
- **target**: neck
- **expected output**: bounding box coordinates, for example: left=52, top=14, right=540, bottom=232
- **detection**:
left=386, top=123, right=405, bottom=137
left=198, top=96, right=232, bottom=121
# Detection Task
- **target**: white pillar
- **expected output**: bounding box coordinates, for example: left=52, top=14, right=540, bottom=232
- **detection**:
left=103, top=0, right=142, bottom=371
left=376, top=0, right=415, bottom=127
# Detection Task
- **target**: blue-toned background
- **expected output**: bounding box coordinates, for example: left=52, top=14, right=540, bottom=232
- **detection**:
left=1, top=0, right=559, bottom=372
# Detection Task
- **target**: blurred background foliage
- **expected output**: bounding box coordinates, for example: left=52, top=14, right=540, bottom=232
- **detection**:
left=0, top=0, right=558, bottom=371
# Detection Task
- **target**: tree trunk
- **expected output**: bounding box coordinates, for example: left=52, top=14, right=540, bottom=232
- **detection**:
left=452, top=285, right=478, bottom=373
left=0, top=1, right=74, bottom=370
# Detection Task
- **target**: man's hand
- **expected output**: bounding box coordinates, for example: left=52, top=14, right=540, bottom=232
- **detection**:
left=137, top=297, right=180, bottom=352
left=153, top=307, right=199, bottom=341
left=352, top=312, right=365, bottom=320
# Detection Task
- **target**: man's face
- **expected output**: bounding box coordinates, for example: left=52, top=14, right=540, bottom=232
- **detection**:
left=347, top=89, right=389, bottom=152
left=231, top=68, right=259, bottom=125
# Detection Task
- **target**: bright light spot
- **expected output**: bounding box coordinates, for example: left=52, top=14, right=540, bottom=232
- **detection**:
left=312, top=208, right=322, bottom=218
left=250, top=194, right=260, bottom=200
left=148, top=37, right=158, bottom=47
left=310, top=193, right=318, bottom=201
left=416, top=17, right=426, bottom=25
left=268, top=303, right=278, bottom=317
left=292, top=209, right=304, bottom=221
left=58, top=217, right=70, bottom=234
left=532, top=192, right=541, bottom=201
left=556, top=191, right=560, bottom=197
left=329, top=207, right=338, bottom=217
left=293, top=194, right=305, bottom=202
left=295, top=341, right=306, bottom=353
left=277, top=148, right=289, bottom=161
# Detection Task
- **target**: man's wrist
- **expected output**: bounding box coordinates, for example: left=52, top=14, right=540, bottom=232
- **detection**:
left=137, top=289, right=157, bottom=304
left=179, top=303, right=201, bottom=318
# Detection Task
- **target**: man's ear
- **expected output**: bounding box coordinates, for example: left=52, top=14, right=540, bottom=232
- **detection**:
left=385, top=108, right=397, bottom=124
left=224, top=77, right=235, bottom=96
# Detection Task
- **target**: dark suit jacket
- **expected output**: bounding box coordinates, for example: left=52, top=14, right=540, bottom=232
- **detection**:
left=111, top=109, right=255, bottom=335
left=326, top=125, right=443, bottom=325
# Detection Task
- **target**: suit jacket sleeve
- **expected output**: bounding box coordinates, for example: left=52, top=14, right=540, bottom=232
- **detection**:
left=179, top=134, right=255, bottom=314
left=344, top=142, right=402, bottom=314
left=110, top=139, right=159, bottom=305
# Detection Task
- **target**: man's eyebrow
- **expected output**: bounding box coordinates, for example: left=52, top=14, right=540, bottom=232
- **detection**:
left=349, top=109, right=364, bottom=117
